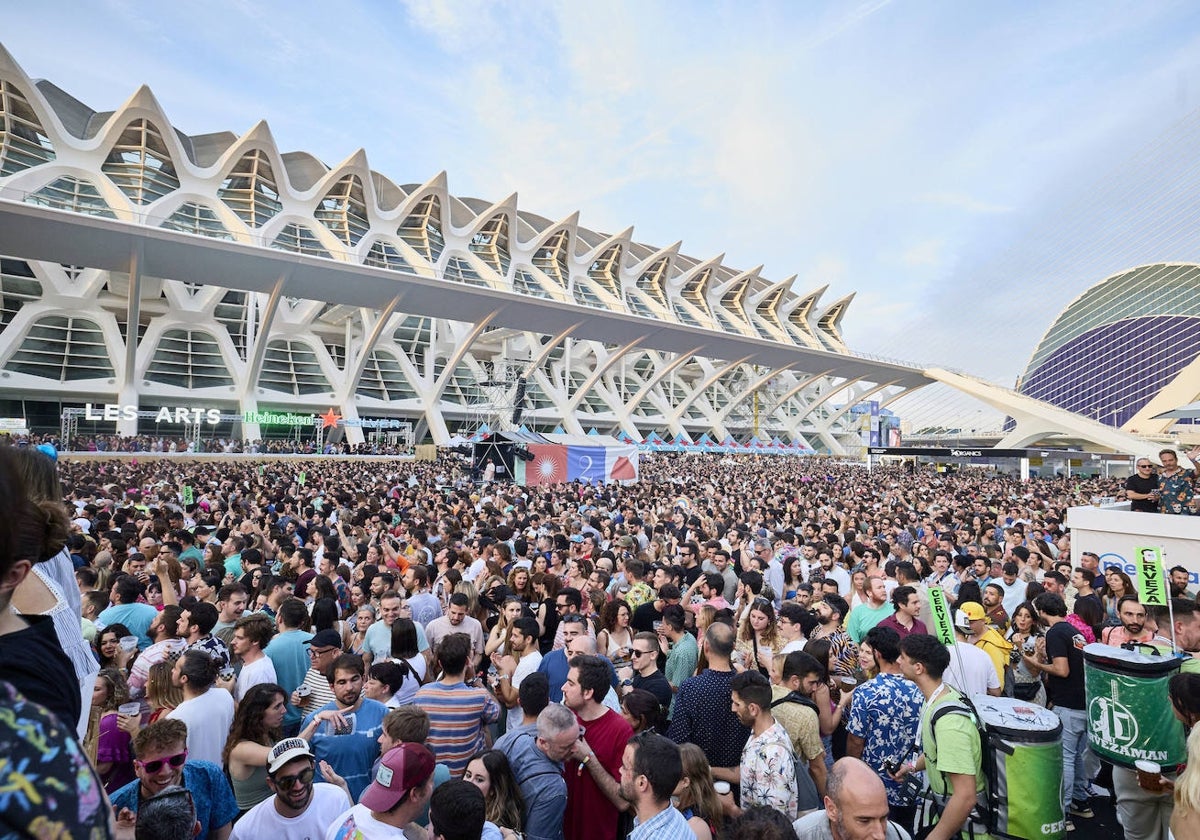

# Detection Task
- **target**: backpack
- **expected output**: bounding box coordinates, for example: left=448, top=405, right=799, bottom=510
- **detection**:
left=770, top=691, right=822, bottom=813
left=924, top=696, right=1066, bottom=840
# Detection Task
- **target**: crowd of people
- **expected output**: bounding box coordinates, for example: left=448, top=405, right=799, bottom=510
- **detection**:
left=1, top=443, right=1199, bottom=840
left=17, top=432, right=413, bottom=456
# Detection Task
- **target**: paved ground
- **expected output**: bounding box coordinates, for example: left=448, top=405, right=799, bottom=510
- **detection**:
left=1076, top=788, right=1123, bottom=837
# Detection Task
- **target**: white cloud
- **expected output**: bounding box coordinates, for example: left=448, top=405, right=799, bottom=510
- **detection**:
left=900, top=238, right=946, bottom=268
left=919, top=191, right=1013, bottom=214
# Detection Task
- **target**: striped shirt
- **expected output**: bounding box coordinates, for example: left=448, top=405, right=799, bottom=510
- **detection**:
left=414, top=680, right=501, bottom=777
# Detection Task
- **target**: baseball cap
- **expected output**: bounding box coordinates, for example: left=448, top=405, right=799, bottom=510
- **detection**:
left=267, top=737, right=314, bottom=773
left=955, top=602, right=985, bottom=629
left=360, top=744, right=435, bottom=811
left=615, top=536, right=635, bottom=549
left=305, top=629, right=343, bottom=649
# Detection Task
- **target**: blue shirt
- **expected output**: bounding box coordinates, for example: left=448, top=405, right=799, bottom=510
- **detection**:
left=537, top=649, right=618, bottom=704
left=845, top=673, right=924, bottom=805
left=630, top=805, right=696, bottom=840
left=264, top=628, right=313, bottom=729
left=97, top=602, right=159, bottom=650
left=667, top=669, right=750, bottom=770
left=537, top=649, right=570, bottom=703
left=303, top=699, right=388, bottom=801
left=494, top=727, right=567, bottom=840
left=110, top=761, right=237, bottom=839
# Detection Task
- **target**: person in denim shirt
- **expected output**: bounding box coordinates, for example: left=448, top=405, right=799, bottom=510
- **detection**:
left=494, top=703, right=574, bottom=840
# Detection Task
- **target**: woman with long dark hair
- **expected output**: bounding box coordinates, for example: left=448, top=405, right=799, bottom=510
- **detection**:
left=312, top=596, right=351, bottom=650
left=222, top=682, right=287, bottom=812
left=620, top=688, right=662, bottom=734
left=95, top=623, right=136, bottom=672
left=0, top=448, right=80, bottom=729
left=388, top=617, right=427, bottom=702
left=464, top=749, right=525, bottom=836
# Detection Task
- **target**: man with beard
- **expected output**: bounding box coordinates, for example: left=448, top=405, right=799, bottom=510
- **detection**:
left=300, top=653, right=388, bottom=801
left=980, top=583, right=1010, bottom=634
left=618, top=733, right=693, bottom=839
left=494, top=617, right=544, bottom=731
left=809, top=594, right=859, bottom=678
left=1101, top=596, right=1153, bottom=647
left=110, top=718, right=238, bottom=840
left=229, top=738, right=350, bottom=838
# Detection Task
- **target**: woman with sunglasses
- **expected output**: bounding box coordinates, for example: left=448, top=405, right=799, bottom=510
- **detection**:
left=222, top=682, right=287, bottom=813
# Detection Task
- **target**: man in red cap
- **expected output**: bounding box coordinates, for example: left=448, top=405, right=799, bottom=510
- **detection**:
left=327, top=742, right=435, bottom=839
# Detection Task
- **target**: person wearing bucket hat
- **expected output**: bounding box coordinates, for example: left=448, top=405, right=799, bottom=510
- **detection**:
left=327, top=743, right=435, bottom=838
left=229, top=737, right=350, bottom=839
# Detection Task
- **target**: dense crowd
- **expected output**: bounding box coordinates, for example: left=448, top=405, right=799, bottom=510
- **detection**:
left=1, top=445, right=1199, bottom=840
left=11, top=432, right=413, bottom=456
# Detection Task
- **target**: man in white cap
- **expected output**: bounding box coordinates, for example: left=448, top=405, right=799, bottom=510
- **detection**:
left=942, top=607, right=1001, bottom=699
left=325, top=743, right=436, bottom=839
left=229, top=738, right=350, bottom=838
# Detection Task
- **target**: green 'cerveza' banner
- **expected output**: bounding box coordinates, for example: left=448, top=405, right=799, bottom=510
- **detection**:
left=1134, top=546, right=1168, bottom=606
left=928, top=586, right=955, bottom=646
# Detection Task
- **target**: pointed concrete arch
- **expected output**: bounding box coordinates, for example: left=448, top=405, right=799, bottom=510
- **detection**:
left=566, top=336, right=644, bottom=412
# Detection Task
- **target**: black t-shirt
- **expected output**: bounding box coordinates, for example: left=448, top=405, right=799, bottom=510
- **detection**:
left=0, top=615, right=81, bottom=731
left=679, top=564, right=703, bottom=589
left=631, top=601, right=664, bottom=634
left=1125, top=474, right=1159, bottom=512
left=1044, top=619, right=1086, bottom=710
left=632, top=670, right=674, bottom=711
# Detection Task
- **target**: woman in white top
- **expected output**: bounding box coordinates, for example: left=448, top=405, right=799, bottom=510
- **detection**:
left=387, top=618, right=428, bottom=705
left=9, top=448, right=100, bottom=738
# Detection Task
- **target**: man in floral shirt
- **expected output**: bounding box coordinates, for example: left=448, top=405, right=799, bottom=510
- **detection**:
left=845, top=625, right=923, bottom=832
left=1156, top=447, right=1200, bottom=514
left=725, top=669, right=798, bottom=820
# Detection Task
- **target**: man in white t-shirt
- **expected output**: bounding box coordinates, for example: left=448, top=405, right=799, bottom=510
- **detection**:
left=325, top=743, right=435, bottom=840
left=495, top=618, right=543, bottom=731
left=231, top=737, right=350, bottom=839
left=232, top=613, right=277, bottom=701
left=943, top=612, right=1002, bottom=698
left=167, top=649, right=235, bottom=766
left=777, top=603, right=809, bottom=655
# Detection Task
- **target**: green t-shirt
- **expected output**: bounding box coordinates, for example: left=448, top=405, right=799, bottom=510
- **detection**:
left=922, top=688, right=984, bottom=797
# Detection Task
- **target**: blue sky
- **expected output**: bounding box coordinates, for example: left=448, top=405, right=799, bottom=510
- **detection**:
left=7, top=0, right=1200, bottom=392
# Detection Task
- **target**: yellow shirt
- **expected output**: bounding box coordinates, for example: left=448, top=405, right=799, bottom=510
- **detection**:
left=974, top=628, right=1013, bottom=688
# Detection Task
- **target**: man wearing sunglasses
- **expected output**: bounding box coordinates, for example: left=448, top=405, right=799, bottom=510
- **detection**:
left=110, top=718, right=238, bottom=840
left=228, top=738, right=350, bottom=838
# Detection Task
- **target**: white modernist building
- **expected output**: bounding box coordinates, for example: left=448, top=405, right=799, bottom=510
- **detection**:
left=0, top=44, right=1159, bottom=455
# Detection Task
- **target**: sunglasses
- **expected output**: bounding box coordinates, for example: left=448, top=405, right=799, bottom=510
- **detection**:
left=136, top=750, right=188, bottom=773
left=273, top=766, right=315, bottom=790
left=631, top=649, right=655, bottom=658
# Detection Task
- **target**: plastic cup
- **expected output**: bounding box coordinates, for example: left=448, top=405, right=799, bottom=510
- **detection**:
left=1135, top=760, right=1164, bottom=792
left=119, top=636, right=138, bottom=652
left=713, top=780, right=731, bottom=795
left=118, top=702, right=141, bottom=718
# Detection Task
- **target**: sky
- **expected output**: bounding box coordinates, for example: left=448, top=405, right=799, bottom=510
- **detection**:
left=7, top=0, right=1200, bottom=408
